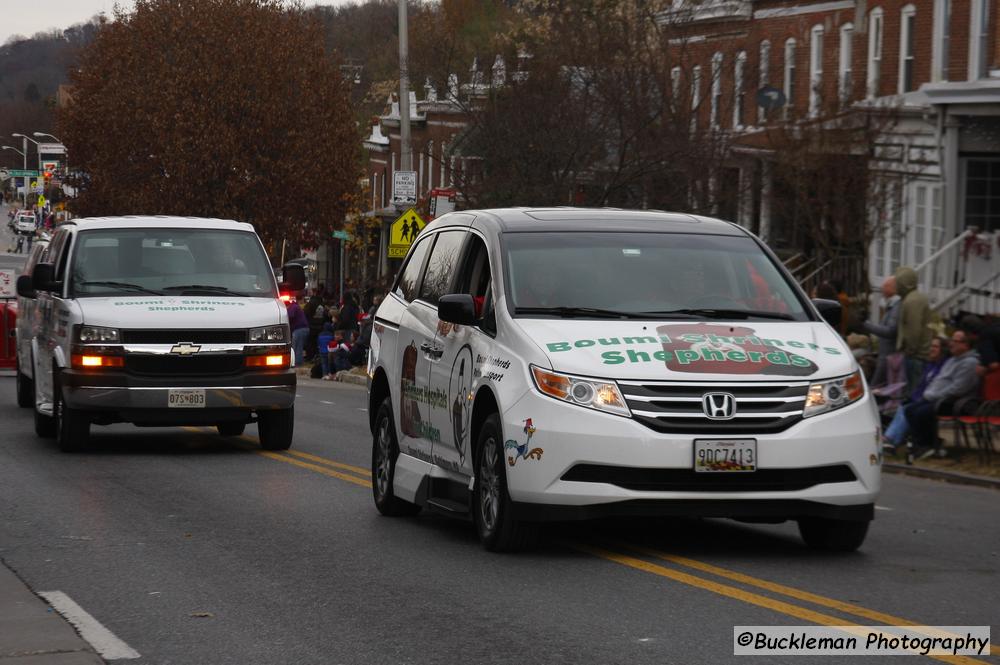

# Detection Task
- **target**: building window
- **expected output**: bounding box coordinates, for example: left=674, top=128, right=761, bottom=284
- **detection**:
left=691, top=65, right=702, bottom=132
left=866, top=7, right=884, bottom=98
left=969, top=0, right=991, bottom=80
left=899, top=5, right=916, bottom=93
left=809, top=25, right=824, bottom=116
left=758, top=40, right=771, bottom=123
left=671, top=66, right=682, bottom=112
left=783, top=38, right=797, bottom=119
left=734, top=51, right=746, bottom=128
left=963, top=159, right=1000, bottom=231
left=839, top=23, right=854, bottom=104
left=711, top=52, right=723, bottom=129
left=932, top=0, right=950, bottom=82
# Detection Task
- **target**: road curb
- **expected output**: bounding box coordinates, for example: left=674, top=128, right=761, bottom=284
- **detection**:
left=883, top=462, right=1000, bottom=490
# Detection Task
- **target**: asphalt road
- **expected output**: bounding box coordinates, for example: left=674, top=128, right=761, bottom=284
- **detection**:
left=0, top=377, right=998, bottom=665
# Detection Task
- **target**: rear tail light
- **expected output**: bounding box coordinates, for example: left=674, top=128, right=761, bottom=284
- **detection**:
left=71, top=354, right=124, bottom=369
left=246, top=353, right=290, bottom=369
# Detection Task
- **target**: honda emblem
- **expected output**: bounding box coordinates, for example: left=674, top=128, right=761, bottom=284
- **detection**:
left=702, top=392, right=736, bottom=420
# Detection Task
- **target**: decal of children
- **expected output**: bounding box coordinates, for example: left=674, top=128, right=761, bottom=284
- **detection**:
left=449, top=348, right=473, bottom=463
left=504, top=419, right=544, bottom=466
left=400, top=341, right=422, bottom=437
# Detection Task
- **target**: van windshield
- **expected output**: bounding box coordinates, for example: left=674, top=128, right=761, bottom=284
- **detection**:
left=69, top=228, right=276, bottom=298
left=504, top=232, right=810, bottom=321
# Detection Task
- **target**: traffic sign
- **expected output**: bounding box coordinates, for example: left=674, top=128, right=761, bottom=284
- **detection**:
left=388, top=208, right=426, bottom=259
left=8, top=169, right=38, bottom=177
left=331, top=229, right=351, bottom=241
left=392, top=170, right=417, bottom=207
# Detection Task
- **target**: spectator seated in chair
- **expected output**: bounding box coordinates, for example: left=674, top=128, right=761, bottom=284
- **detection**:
left=881, top=335, right=948, bottom=454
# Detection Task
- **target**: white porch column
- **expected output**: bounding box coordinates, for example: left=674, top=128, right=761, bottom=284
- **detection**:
left=759, top=161, right=773, bottom=243
left=737, top=165, right=754, bottom=229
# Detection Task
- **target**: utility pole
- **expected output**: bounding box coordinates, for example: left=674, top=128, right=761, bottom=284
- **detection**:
left=398, top=0, right=412, bottom=172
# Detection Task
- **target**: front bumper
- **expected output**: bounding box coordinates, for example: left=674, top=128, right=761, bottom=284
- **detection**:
left=60, top=368, right=296, bottom=423
left=500, top=389, right=881, bottom=519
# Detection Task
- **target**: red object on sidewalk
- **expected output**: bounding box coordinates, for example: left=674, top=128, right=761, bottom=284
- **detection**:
left=0, top=300, right=17, bottom=371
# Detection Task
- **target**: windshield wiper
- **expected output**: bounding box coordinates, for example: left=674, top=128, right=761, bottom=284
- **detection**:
left=514, top=306, right=646, bottom=319
left=643, top=308, right=796, bottom=321
left=162, top=284, right=233, bottom=294
left=78, top=281, right=164, bottom=296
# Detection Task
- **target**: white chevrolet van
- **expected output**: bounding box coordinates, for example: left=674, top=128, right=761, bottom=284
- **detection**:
left=15, top=216, right=300, bottom=452
left=367, top=208, right=881, bottom=552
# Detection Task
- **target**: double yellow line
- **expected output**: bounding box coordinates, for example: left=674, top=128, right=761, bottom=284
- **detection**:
left=197, top=427, right=996, bottom=661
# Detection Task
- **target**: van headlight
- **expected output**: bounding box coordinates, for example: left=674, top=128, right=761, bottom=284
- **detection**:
left=249, top=324, right=288, bottom=343
left=78, top=325, right=120, bottom=343
left=803, top=370, right=865, bottom=418
left=530, top=365, right=630, bottom=417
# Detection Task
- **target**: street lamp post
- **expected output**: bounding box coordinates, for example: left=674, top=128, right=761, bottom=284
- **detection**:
left=2, top=145, right=27, bottom=203
left=11, top=133, right=40, bottom=170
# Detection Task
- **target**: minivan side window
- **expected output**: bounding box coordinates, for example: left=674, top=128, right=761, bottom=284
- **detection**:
left=394, top=236, right=432, bottom=302
left=418, top=230, right=467, bottom=305
left=455, top=234, right=495, bottom=332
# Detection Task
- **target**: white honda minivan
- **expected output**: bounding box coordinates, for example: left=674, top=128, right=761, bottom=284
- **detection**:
left=367, top=209, right=880, bottom=552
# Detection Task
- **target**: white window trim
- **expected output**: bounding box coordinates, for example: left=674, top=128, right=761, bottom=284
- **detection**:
left=932, top=0, right=950, bottom=82
left=969, top=0, right=990, bottom=80
left=711, top=52, right=723, bottom=129
left=671, top=66, right=682, bottom=111
left=898, top=4, right=917, bottom=94
left=809, top=24, right=824, bottom=116
left=759, top=40, right=771, bottom=122
left=691, top=65, right=702, bottom=132
left=734, top=50, right=747, bottom=128
left=784, top=38, right=797, bottom=118
left=866, top=7, right=884, bottom=99
left=839, top=23, right=854, bottom=103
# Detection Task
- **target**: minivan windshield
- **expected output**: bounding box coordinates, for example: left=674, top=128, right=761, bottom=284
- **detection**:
left=69, top=228, right=277, bottom=298
left=504, top=232, right=810, bottom=321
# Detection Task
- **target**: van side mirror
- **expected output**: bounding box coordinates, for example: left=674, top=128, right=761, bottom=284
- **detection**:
left=16, top=274, right=36, bottom=298
left=812, top=298, right=842, bottom=326
left=281, top=263, right=306, bottom=292
left=31, top=263, right=59, bottom=293
left=438, top=294, right=476, bottom=326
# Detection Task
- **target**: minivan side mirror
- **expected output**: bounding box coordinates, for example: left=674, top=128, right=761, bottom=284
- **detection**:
left=16, top=274, right=36, bottom=299
left=281, top=263, right=306, bottom=293
left=812, top=298, right=842, bottom=326
left=31, top=263, right=59, bottom=293
left=438, top=294, right=477, bottom=326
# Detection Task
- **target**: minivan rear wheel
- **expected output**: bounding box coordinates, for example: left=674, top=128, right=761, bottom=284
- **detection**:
left=474, top=414, right=536, bottom=552
left=797, top=517, right=869, bottom=552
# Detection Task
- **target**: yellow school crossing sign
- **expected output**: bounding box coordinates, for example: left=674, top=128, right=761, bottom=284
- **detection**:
left=388, top=208, right=426, bottom=259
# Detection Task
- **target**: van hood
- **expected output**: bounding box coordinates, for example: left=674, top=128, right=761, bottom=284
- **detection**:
left=516, top=319, right=855, bottom=381
left=79, top=296, right=284, bottom=329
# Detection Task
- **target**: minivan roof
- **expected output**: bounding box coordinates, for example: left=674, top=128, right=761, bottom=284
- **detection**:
left=59, top=216, right=255, bottom=232
left=459, top=207, right=746, bottom=235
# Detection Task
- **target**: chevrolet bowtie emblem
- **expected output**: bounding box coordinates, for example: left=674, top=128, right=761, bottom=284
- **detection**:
left=170, top=343, right=201, bottom=356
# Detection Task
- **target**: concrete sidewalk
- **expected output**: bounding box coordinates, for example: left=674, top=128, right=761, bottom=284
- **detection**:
left=0, top=560, right=103, bottom=664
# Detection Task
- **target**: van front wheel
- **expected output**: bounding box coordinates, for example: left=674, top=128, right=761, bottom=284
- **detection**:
left=258, top=407, right=293, bottom=451
left=474, top=414, right=536, bottom=552
left=16, top=367, right=33, bottom=408
left=797, top=517, right=869, bottom=552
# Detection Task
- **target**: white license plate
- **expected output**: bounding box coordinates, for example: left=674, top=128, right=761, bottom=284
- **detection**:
left=694, top=439, right=756, bottom=472
left=168, top=389, right=206, bottom=408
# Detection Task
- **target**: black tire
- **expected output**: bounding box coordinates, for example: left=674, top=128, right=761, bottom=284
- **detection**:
left=217, top=422, right=246, bottom=437
left=797, top=517, right=870, bottom=552
left=56, top=384, right=90, bottom=453
left=16, top=360, right=33, bottom=409
left=33, top=372, right=56, bottom=439
left=371, top=397, right=421, bottom=517
left=258, top=407, right=294, bottom=451
left=473, top=414, right=537, bottom=552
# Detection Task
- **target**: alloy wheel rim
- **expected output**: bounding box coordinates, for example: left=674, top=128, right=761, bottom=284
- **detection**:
left=479, top=436, right=500, bottom=531
left=375, top=417, right=391, bottom=497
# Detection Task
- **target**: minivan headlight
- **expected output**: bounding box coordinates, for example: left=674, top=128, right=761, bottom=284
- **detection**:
left=803, top=370, right=865, bottom=418
left=78, top=325, right=119, bottom=343
left=249, top=324, right=288, bottom=343
left=530, top=365, right=630, bottom=417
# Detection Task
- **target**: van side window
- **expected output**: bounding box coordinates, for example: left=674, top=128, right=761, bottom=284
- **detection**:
left=455, top=234, right=495, bottom=332
left=394, top=236, right=432, bottom=302
left=418, top=230, right=467, bottom=305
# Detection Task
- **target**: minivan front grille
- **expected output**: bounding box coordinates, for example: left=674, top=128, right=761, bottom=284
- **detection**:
left=122, top=329, right=246, bottom=344
left=619, top=380, right=809, bottom=434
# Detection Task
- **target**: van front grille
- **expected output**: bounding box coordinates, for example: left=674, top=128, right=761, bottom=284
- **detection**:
left=126, top=355, right=244, bottom=376
left=122, top=329, right=246, bottom=344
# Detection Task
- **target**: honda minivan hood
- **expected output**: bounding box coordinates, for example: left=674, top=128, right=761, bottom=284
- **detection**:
left=79, top=296, right=285, bottom=329
left=515, top=319, right=855, bottom=381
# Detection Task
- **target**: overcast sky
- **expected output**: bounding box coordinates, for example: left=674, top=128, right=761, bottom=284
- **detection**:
left=1, top=0, right=360, bottom=45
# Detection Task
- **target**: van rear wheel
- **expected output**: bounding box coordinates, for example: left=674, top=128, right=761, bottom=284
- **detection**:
left=797, top=517, right=869, bottom=552
left=258, top=407, right=293, bottom=451
left=474, top=414, right=537, bottom=552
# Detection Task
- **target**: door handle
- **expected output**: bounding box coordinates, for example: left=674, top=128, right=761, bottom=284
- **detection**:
left=420, top=341, right=444, bottom=358
left=419, top=341, right=435, bottom=354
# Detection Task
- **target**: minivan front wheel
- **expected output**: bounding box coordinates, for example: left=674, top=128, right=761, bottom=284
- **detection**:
left=797, top=517, right=870, bottom=552
left=371, top=397, right=420, bottom=517
left=474, top=414, right=536, bottom=552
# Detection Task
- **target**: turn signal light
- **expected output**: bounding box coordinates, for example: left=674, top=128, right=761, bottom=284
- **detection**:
left=279, top=293, right=292, bottom=303
left=246, top=353, right=290, bottom=368
left=71, top=354, right=125, bottom=369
